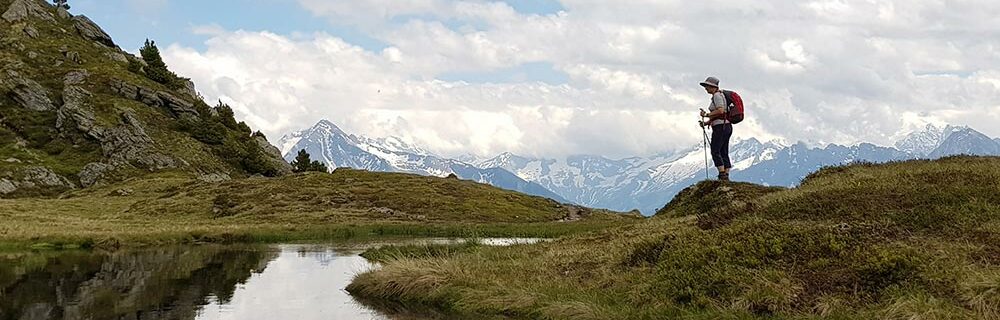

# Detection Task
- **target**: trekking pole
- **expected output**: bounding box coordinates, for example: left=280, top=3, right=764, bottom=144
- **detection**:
left=700, top=119, right=711, bottom=180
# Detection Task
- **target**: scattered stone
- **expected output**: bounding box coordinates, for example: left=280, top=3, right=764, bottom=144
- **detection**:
left=254, top=136, right=294, bottom=175
left=2, top=0, right=56, bottom=23
left=3, top=71, right=55, bottom=111
left=22, top=25, right=39, bottom=38
left=198, top=173, right=232, bottom=183
left=64, top=51, right=82, bottom=64
left=112, top=188, right=132, bottom=196
left=5, top=158, right=21, bottom=163
left=446, top=173, right=459, bottom=180
left=72, top=15, right=115, bottom=47
left=26, top=51, right=38, bottom=59
left=78, top=162, right=114, bottom=187
left=370, top=207, right=400, bottom=216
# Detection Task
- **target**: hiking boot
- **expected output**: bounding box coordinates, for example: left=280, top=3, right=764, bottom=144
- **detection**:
left=718, top=172, right=730, bottom=181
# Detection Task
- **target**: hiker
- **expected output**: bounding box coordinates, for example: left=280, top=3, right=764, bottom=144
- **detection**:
left=699, top=76, right=733, bottom=181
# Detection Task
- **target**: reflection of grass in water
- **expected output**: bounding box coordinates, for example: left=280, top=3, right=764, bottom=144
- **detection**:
left=0, top=171, right=640, bottom=250
left=348, top=157, right=1000, bottom=319
left=0, top=245, right=279, bottom=319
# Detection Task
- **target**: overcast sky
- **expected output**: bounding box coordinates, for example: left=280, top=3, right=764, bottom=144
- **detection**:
left=73, top=0, right=1000, bottom=158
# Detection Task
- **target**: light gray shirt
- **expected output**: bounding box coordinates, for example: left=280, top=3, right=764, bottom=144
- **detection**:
left=708, top=91, right=729, bottom=126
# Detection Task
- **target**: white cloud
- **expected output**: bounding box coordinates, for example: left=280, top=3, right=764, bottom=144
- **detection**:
left=163, top=0, right=1000, bottom=158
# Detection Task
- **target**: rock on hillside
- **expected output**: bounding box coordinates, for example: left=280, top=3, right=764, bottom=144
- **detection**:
left=0, top=0, right=290, bottom=196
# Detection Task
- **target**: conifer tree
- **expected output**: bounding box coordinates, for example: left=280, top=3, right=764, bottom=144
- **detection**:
left=139, top=39, right=179, bottom=86
left=291, top=150, right=328, bottom=173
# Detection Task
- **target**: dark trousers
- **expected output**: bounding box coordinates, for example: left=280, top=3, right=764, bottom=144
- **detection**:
left=711, top=123, right=733, bottom=169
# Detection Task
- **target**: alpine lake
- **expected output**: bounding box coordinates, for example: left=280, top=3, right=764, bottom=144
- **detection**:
left=0, top=238, right=542, bottom=320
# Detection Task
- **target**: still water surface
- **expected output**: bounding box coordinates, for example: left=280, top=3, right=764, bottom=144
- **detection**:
left=0, top=238, right=540, bottom=320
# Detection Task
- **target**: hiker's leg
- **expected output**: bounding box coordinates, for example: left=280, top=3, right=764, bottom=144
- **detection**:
left=710, top=125, right=725, bottom=172
left=721, top=124, right=733, bottom=172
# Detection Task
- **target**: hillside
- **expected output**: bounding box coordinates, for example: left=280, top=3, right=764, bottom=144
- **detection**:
left=1, top=168, right=633, bottom=247
left=348, top=156, right=1000, bottom=319
left=0, top=0, right=290, bottom=197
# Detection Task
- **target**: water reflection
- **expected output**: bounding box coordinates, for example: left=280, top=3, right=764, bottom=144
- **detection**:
left=0, top=239, right=541, bottom=320
left=0, top=245, right=277, bottom=320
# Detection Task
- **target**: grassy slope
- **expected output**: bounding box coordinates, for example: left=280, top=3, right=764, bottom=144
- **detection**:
left=348, top=156, right=1000, bottom=319
left=0, top=169, right=637, bottom=248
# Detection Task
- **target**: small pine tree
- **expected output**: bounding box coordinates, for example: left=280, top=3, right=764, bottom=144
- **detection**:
left=53, top=0, right=70, bottom=9
left=139, top=39, right=180, bottom=86
left=309, top=160, right=329, bottom=173
left=291, top=150, right=328, bottom=173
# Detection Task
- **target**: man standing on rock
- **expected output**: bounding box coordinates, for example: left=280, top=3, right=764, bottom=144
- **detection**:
left=699, top=76, right=733, bottom=181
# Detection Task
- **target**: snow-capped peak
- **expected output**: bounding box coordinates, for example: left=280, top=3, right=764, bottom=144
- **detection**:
left=895, top=124, right=967, bottom=156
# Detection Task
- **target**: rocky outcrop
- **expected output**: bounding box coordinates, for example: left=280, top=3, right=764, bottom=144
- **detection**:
left=255, top=136, right=294, bottom=175
left=3, top=70, right=55, bottom=111
left=72, top=15, right=115, bottom=47
left=2, top=0, right=55, bottom=23
left=78, top=162, right=115, bottom=187
left=109, top=78, right=200, bottom=118
left=63, top=69, right=89, bottom=85
left=0, top=166, right=76, bottom=194
left=56, top=70, right=103, bottom=139
left=56, top=85, right=102, bottom=137
left=102, top=111, right=183, bottom=169
left=156, top=91, right=199, bottom=118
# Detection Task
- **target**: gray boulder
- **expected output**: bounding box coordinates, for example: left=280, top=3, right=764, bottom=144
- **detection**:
left=3, top=70, right=55, bottom=111
left=72, top=15, right=115, bottom=47
left=2, top=0, right=55, bottom=23
left=0, top=179, right=16, bottom=194
left=255, top=136, right=294, bottom=175
left=79, top=162, right=115, bottom=187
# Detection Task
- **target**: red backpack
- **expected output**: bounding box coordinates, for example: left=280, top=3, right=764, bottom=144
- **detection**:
left=722, top=90, right=745, bottom=124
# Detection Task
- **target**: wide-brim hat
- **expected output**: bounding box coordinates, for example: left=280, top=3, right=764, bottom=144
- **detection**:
left=699, top=76, right=720, bottom=88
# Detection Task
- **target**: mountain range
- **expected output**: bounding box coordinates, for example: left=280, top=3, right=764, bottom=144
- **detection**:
left=281, top=123, right=1000, bottom=216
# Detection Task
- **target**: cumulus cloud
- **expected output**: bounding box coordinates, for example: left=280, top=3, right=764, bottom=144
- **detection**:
left=163, top=0, right=1000, bottom=158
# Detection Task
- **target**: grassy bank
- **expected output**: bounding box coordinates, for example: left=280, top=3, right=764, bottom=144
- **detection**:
left=348, top=156, right=1000, bottom=319
left=0, top=170, right=639, bottom=250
